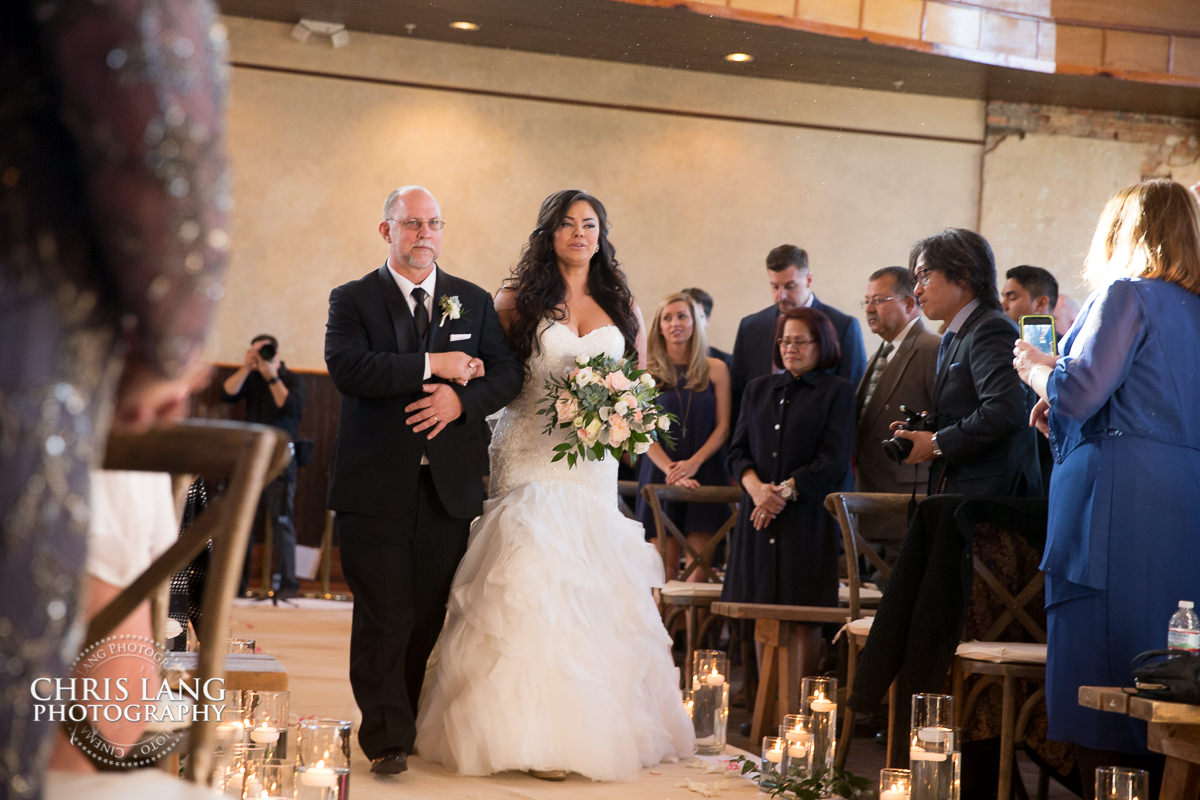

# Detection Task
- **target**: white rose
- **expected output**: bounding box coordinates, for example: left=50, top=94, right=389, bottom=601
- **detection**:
left=576, top=354, right=589, bottom=366
left=574, top=367, right=594, bottom=388
left=634, top=440, right=651, bottom=454
left=640, top=373, right=656, bottom=388
left=657, top=416, right=672, bottom=430
left=614, top=400, right=629, bottom=416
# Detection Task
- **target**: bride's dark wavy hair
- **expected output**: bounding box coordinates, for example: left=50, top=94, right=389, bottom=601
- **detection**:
left=503, top=189, right=638, bottom=365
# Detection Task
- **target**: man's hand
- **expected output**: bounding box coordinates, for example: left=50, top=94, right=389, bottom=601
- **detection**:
left=242, top=346, right=259, bottom=370
left=404, top=383, right=464, bottom=439
left=430, top=351, right=483, bottom=385
left=893, top=429, right=936, bottom=464
left=257, top=351, right=281, bottom=381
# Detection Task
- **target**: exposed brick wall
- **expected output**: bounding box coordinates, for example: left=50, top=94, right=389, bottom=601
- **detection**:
left=986, top=101, right=1200, bottom=177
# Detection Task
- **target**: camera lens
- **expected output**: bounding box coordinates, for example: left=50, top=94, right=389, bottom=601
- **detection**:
left=882, top=436, right=914, bottom=465
left=258, top=343, right=276, bottom=361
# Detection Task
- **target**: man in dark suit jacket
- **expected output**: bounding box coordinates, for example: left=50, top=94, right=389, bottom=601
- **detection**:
left=854, top=267, right=940, bottom=496
left=324, top=186, right=523, bottom=774
left=731, top=245, right=866, bottom=410
left=892, top=229, right=1041, bottom=497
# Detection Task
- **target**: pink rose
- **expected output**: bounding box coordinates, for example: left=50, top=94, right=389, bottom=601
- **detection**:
left=555, top=393, right=579, bottom=423
left=606, top=370, right=633, bottom=392
left=608, top=413, right=631, bottom=446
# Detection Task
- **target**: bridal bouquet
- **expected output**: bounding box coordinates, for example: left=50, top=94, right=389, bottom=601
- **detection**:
left=537, top=354, right=673, bottom=467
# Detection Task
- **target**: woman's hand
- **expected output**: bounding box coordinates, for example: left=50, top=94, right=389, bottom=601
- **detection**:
left=1029, top=397, right=1050, bottom=438
left=665, top=456, right=702, bottom=484
left=749, top=484, right=786, bottom=530
left=1012, top=341, right=1057, bottom=384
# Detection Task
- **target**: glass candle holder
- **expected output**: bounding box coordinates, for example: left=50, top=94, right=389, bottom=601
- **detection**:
left=779, top=714, right=813, bottom=780
left=799, top=676, right=837, bottom=779
left=1095, top=766, right=1149, bottom=800
left=909, top=724, right=960, bottom=800
left=246, top=690, right=290, bottom=760
left=296, top=718, right=352, bottom=800
left=690, top=650, right=729, bottom=755
left=257, top=759, right=295, bottom=800
left=760, top=736, right=789, bottom=793
left=880, top=768, right=913, bottom=800
left=220, top=742, right=266, bottom=798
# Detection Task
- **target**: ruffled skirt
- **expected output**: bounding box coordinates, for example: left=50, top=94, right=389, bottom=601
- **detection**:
left=414, top=479, right=695, bottom=780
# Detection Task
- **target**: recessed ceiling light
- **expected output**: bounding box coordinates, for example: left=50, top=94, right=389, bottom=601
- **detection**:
left=724, top=52, right=753, bottom=63
left=449, top=21, right=480, bottom=31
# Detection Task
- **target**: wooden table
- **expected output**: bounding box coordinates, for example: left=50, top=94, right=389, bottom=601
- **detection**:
left=713, top=601, right=859, bottom=740
left=1079, top=685, right=1200, bottom=800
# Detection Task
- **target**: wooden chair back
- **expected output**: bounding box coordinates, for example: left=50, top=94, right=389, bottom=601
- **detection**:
left=94, top=419, right=290, bottom=784
left=823, top=492, right=920, bottom=620
left=640, top=483, right=741, bottom=582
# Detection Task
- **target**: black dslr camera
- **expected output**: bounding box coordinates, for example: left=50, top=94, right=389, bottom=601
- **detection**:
left=882, top=405, right=933, bottom=465
left=257, top=341, right=277, bottom=361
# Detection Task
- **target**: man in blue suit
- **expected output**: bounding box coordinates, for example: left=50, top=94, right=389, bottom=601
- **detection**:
left=731, top=244, right=866, bottom=409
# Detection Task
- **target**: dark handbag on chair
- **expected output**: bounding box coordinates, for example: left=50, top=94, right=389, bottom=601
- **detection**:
left=1130, top=649, right=1200, bottom=704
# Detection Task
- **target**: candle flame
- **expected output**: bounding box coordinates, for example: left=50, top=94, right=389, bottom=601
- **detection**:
left=316, top=759, right=325, bottom=769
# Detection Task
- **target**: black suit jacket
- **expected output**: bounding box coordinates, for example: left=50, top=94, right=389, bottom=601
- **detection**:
left=325, top=264, right=523, bottom=519
left=929, top=305, right=1041, bottom=497
left=730, top=297, right=867, bottom=403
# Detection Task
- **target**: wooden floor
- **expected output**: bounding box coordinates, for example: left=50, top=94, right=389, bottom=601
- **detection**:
left=227, top=597, right=763, bottom=799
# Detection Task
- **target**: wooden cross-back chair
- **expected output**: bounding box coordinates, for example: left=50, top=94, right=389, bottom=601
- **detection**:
left=951, top=522, right=1049, bottom=800
left=824, top=491, right=920, bottom=768
left=640, top=484, right=741, bottom=676
left=92, top=419, right=289, bottom=784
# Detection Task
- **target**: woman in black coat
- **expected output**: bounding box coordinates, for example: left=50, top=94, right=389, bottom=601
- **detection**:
left=721, top=307, right=855, bottom=678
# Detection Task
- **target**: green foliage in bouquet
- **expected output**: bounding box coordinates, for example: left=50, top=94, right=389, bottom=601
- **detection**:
left=537, top=353, right=674, bottom=467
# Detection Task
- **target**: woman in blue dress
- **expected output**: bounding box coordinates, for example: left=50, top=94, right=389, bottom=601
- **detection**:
left=636, top=292, right=732, bottom=580
left=1013, top=179, right=1200, bottom=794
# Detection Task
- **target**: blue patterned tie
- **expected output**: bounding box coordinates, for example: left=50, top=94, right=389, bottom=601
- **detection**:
left=936, top=331, right=955, bottom=373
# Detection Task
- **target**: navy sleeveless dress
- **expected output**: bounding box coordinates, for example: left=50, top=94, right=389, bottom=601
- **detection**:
left=636, top=365, right=729, bottom=539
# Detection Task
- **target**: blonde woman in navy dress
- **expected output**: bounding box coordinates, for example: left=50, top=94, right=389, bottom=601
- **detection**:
left=635, top=292, right=732, bottom=580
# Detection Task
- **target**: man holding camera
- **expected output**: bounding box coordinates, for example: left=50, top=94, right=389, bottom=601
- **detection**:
left=891, top=230, right=1041, bottom=497
left=222, top=334, right=306, bottom=598
left=854, top=267, right=940, bottom=496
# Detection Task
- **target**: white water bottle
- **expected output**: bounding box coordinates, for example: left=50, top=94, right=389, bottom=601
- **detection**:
left=1167, top=600, right=1200, bottom=653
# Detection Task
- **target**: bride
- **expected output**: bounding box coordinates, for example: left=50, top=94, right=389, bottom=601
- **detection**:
left=414, top=189, right=695, bottom=780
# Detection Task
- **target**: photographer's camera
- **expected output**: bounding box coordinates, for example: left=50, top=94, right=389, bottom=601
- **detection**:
left=882, top=405, right=932, bottom=465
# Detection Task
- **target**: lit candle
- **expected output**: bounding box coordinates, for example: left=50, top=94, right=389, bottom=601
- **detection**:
left=787, top=731, right=810, bottom=759
left=250, top=724, right=280, bottom=744
left=765, top=743, right=784, bottom=764
left=880, top=786, right=910, bottom=800
left=809, top=693, right=836, bottom=713
left=215, top=720, right=244, bottom=740
left=916, top=725, right=948, bottom=744
left=300, top=760, right=336, bottom=788
left=705, top=667, right=725, bottom=687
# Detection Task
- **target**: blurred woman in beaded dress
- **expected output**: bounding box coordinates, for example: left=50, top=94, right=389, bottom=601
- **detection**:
left=635, top=292, right=732, bottom=580
left=1, top=1, right=229, bottom=794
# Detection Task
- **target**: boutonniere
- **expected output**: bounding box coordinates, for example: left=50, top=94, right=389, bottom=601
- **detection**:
left=438, top=295, right=464, bottom=326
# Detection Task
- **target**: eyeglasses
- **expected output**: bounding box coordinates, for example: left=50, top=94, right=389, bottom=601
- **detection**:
left=778, top=338, right=816, bottom=350
left=914, top=267, right=936, bottom=287
left=387, top=218, right=446, bottom=231
left=859, top=295, right=897, bottom=308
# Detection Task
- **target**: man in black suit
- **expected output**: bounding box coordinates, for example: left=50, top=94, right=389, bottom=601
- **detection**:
left=324, top=186, right=523, bottom=775
left=730, top=244, right=866, bottom=407
left=891, top=229, right=1041, bottom=497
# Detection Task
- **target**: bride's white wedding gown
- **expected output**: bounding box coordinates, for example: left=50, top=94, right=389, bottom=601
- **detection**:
left=414, top=321, right=695, bottom=780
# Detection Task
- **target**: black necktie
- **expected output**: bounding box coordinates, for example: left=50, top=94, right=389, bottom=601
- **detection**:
left=411, top=287, right=429, bottom=341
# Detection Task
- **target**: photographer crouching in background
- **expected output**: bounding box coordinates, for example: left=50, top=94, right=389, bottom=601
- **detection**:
left=222, top=334, right=306, bottom=600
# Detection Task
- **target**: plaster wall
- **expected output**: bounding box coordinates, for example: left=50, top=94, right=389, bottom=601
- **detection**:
left=214, top=17, right=984, bottom=367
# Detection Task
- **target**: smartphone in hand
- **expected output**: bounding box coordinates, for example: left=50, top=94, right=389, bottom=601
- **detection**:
left=1019, top=314, right=1057, bottom=355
